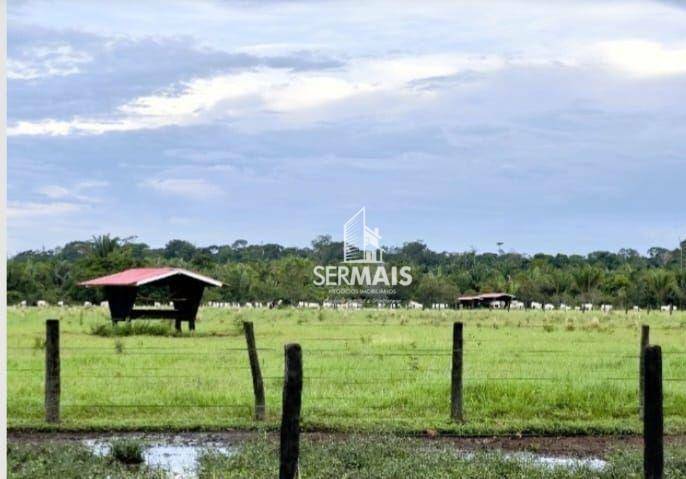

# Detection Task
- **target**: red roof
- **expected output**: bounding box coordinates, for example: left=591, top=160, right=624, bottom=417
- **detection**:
left=79, top=267, right=222, bottom=287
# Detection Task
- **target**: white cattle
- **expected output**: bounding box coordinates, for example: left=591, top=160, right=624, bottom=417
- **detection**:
left=574, top=306, right=581, bottom=311
left=297, top=301, right=320, bottom=309
left=489, top=301, right=505, bottom=309
left=530, top=302, right=542, bottom=310
left=560, top=303, right=571, bottom=311
left=408, top=300, right=423, bottom=310
left=341, top=301, right=363, bottom=310
left=83, top=301, right=92, bottom=307
left=601, top=304, right=613, bottom=313
left=36, top=300, right=48, bottom=307
left=581, top=303, right=594, bottom=311
left=432, top=303, right=449, bottom=310
left=20, top=300, right=27, bottom=307
left=100, top=301, right=108, bottom=308
left=660, top=305, right=677, bottom=312
left=57, top=301, right=65, bottom=307
left=544, top=303, right=555, bottom=311
left=510, top=300, right=525, bottom=310
left=632, top=305, right=640, bottom=312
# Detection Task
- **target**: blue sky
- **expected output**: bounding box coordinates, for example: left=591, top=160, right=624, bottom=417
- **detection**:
left=7, top=0, right=686, bottom=255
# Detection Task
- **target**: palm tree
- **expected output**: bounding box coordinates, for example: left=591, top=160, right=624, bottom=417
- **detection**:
left=572, top=266, right=603, bottom=295
left=90, top=235, right=121, bottom=258
left=644, top=270, right=677, bottom=307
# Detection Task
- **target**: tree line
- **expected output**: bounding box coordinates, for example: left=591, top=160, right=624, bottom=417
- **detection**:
left=7, top=235, right=686, bottom=308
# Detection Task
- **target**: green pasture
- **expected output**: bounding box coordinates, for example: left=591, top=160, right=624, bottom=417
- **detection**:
left=7, top=307, right=686, bottom=434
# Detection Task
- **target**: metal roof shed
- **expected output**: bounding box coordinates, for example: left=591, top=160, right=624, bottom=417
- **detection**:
left=457, top=292, right=515, bottom=309
left=79, top=267, right=222, bottom=331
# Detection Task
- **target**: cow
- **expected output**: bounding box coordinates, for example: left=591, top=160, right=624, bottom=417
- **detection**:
left=100, top=301, right=108, bottom=308
left=530, top=302, right=542, bottom=310
left=544, top=303, right=555, bottom=311
left=601, top=304, right=613, bottom=313
left=408, top=300, right=423, bottom=310
left=36, top=300, right=48, bottom=307
left=632, top=305, right=640, bottom=312
left=510, top=300, right=525, bottom=310
left=57, top=301, right=65, bottom=307
left=83, top=301, right=93, bottom=307
left=581, top=303, right=593, bottom=312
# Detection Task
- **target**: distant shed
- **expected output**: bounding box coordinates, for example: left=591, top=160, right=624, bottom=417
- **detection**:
left=79, top=267, right=222, bottom=331
left=457, top=292, right=515, bottom=309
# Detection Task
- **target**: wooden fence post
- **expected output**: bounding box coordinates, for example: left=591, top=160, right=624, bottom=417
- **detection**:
left=280, top=343, right=303, bottom=479
left=644, top=345, right=663, bottom=479
left=243, top=321, right=265, bottom=420
left=451, top=322, right=464, bottom=422
left=639, top=325, right=649, bottom=419
left=45, top=319, right=60, bottom=424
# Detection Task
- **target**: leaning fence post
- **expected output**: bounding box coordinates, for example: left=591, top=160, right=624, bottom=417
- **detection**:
left=644, top=345, right=663, bottom=479
left=639, top=325, right=650, bottom=419
left=280, top=343, right=303, bottom=479
left=45, top=319, right=60, bottom=424
left=243, top=321, right=266, bottom=420
left=451, top=322, right=464, bottom=422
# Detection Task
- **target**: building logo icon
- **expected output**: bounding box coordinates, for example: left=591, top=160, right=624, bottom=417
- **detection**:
left=343, top=207, right=383, bottom=263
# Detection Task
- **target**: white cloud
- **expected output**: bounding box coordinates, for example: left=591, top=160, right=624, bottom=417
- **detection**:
left=7, top=201, right=85, bottom=219
left=141, top=178, right=224, bottom=199
left=35, top=181, right=109, bottom=202
left=8, top=44, right=92, bottom=80
left=37, top=185, right=71, bottom=199
left=597, top=40, right=686, bottom=77
left=6, top=53, right=523, bottom=136
left=76, top=180, right=110, bottom=189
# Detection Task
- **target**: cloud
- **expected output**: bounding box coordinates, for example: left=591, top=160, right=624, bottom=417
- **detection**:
left=140, top=178, right=224, bottom=199
left=8, top=44, right=92, bottom=80
left=7, top=201, right=86, bottom=219
left=37, top=185, right=71, bottom=199
left=8, top=25, right=344, bottom=122
left=76, top=180, right=109, bottom=189
left=597, top=40, right=686, bottom=77
left=7, top=53, right=548, bottom=136
left=35, top=180, right=109, bottom=202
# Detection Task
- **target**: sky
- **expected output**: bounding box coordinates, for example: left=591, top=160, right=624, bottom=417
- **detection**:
left=7, top=0, right=686, bottom=256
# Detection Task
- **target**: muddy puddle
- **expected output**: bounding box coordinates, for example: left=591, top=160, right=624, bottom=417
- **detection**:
left=80, top=434, right=609, bottom=477
left=84, top=435, right=235, bottom=478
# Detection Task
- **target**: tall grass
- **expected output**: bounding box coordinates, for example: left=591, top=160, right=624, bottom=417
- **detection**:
left=7, top=307, right=686, bottom=434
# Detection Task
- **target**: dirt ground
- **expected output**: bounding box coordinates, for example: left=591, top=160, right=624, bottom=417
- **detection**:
left=8, top=431, right=686, bottom=458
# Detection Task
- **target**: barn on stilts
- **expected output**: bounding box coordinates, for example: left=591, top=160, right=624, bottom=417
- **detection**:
left=79, top=268, right=222, bottom=331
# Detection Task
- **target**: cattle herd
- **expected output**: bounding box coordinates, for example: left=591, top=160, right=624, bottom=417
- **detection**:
left=14, top=299, right=680, bottom=312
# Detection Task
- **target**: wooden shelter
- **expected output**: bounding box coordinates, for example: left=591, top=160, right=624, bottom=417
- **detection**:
left=457, top=292, right=514, bottom=309
left=79, top=267, right=222, bottom=331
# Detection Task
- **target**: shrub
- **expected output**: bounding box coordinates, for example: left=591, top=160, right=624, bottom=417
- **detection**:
left=110, top=439, right=144, bottom=465
left=90, top=321, right=173, bottom=337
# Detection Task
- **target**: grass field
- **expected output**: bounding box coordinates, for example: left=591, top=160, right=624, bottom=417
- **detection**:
left=7, top=307, right=686, bottom=434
